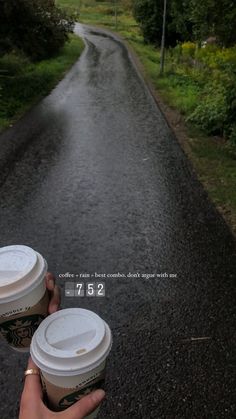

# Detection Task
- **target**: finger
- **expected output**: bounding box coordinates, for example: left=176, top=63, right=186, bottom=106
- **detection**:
left=45, top=272, right=55, bottom=291
left=45, top=272, right=61, bottom=314
left=22, top=357, right=43, bottom=402
left=59, top=390, right=105, bottom=419
left=48, top=284, right=61, bottom=314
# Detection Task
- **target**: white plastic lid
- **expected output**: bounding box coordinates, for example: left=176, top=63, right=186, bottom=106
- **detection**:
left=0, top=245, right=47, bottom=303
left=30, top=308, right=112, bottom=376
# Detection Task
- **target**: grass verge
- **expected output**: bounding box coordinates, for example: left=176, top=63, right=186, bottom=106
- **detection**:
left=0, top=34, right=84, bottom=132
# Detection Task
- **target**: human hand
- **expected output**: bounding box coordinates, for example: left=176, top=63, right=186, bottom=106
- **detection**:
left=19, top=358, right=106, bottom=419
left=45, top=272, right=61, bottom=314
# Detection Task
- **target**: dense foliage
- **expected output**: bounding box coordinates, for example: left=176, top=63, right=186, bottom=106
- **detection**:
left=0, top=35, right=84, bottom=129
left=0, top=0, right=74, bottom=60
left=190, top=0, right=236, bottom=46
left=132, top=0, right=236, bottom=47
left=132, top=0, right=185, bottom=46
left=169, top=43, right=236, bottom=142
left=132, top=0, right=236, bottom=142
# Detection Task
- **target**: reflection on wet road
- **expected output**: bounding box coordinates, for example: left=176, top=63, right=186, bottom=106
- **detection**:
left=0, top=24, right=235, bottom=418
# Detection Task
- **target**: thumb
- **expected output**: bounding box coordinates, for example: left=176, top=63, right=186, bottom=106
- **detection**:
left=62, top=389, right=105, bottom=419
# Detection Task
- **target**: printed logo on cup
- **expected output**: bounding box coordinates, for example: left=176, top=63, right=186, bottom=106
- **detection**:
left=59, top=378, right=105, bottom=409
left=41, top=372, right=105, bottom=411
left=0, top=314, right=45, bottom=349
left=0, top=245, right=48, bottom=351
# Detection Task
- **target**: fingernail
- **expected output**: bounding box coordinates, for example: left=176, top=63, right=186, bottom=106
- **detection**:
left=91, top=389, right=105, bottom=403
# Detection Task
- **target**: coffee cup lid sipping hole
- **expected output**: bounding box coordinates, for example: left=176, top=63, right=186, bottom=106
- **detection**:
left=44, top=311, right=105, bottom=353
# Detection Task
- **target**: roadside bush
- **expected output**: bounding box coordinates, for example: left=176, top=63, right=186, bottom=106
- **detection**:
left=0, top=52, right=30, bottom=75
left=188, top=84, right=228, bottom=135
left=168, top=42, right=236, bottom=142
left=195, top=45, right=236, bottom=72
left=0, top=0, right=74, bottom=61
left=188, top=74, right=236, bottom=140
left=0, top=35, right=84, bottom=128
left=181, top=42, right=196, bottom=58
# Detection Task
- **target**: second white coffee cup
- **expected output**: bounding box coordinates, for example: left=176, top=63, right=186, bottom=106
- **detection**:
left=0, top=245, right=48, bottom=352
left=30, top=308, right=112, bottom=418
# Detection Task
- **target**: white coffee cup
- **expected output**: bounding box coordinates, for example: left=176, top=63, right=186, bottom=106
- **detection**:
left=30, top=308, right=112, bottom=418
left=0, top=245, right=48, bottom=352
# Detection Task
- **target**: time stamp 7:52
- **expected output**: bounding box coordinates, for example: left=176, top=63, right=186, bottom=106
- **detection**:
left=65, top=282, right=106, bottom=297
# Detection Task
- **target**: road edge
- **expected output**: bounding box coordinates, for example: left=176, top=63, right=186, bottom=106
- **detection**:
left=82, top=23, right=236, bottom=239
left=0, top=36, right=85, bottom=188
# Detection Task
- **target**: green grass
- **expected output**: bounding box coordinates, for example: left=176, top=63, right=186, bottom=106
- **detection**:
left=0, top=35, right=84, bottom=131
left=157, top=79, right=199, bottom=114
left=190, top=134, right=236, bottom=229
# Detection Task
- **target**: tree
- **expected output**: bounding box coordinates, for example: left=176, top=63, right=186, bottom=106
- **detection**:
left=132, top=0, right=193, bottom=46
left=170, top=0, right=194, bottom=42
left=0, top=0, right=74, bottom=60
left=133, top=0, right=170, bottom=46
left=216, top=1, right=236, bottom=46
left=189, top=0, right=218, bottom=42
left=132, top=0, right=236, bottom=47
left=189, top=0, right=236, bottom=46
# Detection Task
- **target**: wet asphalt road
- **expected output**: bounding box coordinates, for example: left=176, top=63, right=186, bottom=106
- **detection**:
left=0, top=24, right=235, bottom=419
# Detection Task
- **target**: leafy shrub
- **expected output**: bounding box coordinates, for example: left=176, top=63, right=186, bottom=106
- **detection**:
left=195, top=45, right=236, bottom=73
left=0, top=52, right=30, bottom=75
left=0, top=0, right=74, bottom=61
left=188, top=84, right=228, bottom=135
left=181, top=42, right=196, bottom=58
left=169, top=43, right=236, bottom=141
